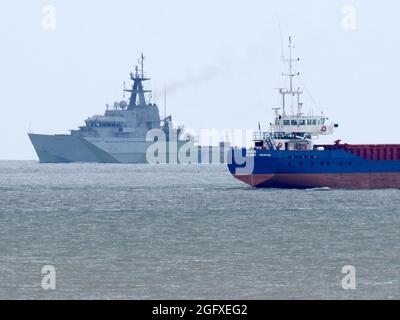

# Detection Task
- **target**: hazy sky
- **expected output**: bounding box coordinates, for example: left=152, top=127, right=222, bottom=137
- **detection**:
left=1, top=0, right=399, bottom=159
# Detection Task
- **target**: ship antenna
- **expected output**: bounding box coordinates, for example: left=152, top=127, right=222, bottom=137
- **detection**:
left=277, top=18, right=285, bottom=61
left=140, top=53, right=145, bottom=78
left=164, top=87, right=167, bottom=120
left=280, top=36, right=302, bottom=116
left=288, top=36, right=294, bottom=92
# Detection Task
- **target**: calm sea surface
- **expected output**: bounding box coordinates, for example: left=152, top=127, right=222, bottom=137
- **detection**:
left=0, top=161, right=399, bottom=299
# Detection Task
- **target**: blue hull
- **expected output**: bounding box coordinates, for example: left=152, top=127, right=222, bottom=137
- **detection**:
left=228, top=148, right=400, bottom=189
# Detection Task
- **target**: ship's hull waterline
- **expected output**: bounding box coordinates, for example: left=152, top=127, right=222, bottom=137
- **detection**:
left=233, top=172, right=400, bottom=189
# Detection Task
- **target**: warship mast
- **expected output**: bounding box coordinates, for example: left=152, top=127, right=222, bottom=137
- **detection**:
left=124, top=53, right=152, bottom=108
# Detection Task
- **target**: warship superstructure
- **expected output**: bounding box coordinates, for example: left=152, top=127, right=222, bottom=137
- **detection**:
left=29, top=55, right=229, bottom=164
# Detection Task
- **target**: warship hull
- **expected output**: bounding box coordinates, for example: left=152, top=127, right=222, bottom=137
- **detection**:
left=29, top=133, right=229, bottom=164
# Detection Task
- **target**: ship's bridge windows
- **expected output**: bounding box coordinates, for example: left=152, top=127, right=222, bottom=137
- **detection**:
left=87, top=119, right=123, bottom=128
left=98, top=122, right=121, bottom=128
left=291, top=120, right=297, bottom=125
left=298, top=120, right=306, bottom=125
left=283, top=120, right=290, bottom=125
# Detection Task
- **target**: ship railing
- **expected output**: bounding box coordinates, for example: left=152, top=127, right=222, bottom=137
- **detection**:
left=253, top=131, right=272, bottom=141
left=247, top=148, right=256, bottom=155
left=253, top=132, right=277, bottom=150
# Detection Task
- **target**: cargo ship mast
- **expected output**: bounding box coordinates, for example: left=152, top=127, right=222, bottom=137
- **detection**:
left=252, top=36, right=337, bottom=151
left=279, top=36, right=303, bottom=117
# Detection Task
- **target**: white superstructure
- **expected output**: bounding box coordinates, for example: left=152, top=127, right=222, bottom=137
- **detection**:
left=254, top=37, right=338, bottom=151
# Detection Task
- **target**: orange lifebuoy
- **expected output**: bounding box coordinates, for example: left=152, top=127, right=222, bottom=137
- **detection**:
left=321, top=125, right=327, bottom=132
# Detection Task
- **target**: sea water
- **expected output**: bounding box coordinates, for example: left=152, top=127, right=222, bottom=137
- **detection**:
left=0, top=161, right=399, bottom=299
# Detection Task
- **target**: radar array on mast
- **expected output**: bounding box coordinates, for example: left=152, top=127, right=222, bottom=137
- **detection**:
left=124, top=53, right=152, bottom=108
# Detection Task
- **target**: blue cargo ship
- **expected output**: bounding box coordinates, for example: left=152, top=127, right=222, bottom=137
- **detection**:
left=228, top=37, right=400, bottom=189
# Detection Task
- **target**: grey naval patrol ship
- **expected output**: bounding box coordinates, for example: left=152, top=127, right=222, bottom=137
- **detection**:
left=29, top=55, right=229, bottom=164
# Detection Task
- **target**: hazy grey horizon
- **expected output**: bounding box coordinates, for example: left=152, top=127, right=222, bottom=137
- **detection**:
left=1, top=0, right=399, bottom=160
